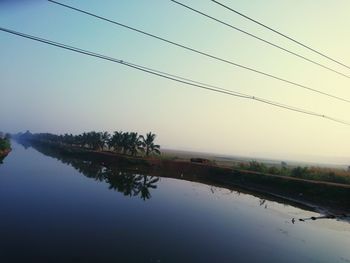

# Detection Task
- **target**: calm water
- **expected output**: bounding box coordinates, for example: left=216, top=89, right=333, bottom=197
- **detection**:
left=0, top=141, right=349, bottom=263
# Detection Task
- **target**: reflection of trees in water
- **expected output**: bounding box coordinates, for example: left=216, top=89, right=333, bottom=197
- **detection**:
left=69, top=159, right=106, bottom=182
left=17, top=139, right=31, bottom=150
left=68, top=161, right=160, bottom=200
left=105, top=168, right=159, bottom=200
left=23, top=141, right=159, bottom=201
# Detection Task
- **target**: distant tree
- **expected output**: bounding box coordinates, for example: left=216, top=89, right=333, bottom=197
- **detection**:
left=0, top=138, right=10, bottom=151
left=268, top=166, right=280, bottom=175
left=128, top=132, right=143, bottom=156
left=84, top=131, right=104, bottom=150
left=291, top=166, right=309, bottom=178
left=248, top=161, right=267, bottom=173
left=100, top=132, right=110, bottom=150
left=140, top=132, right=161, bottom=156
left=121, top=132, right=131, bottom=154
left=108, top=131, right=123, bottom=152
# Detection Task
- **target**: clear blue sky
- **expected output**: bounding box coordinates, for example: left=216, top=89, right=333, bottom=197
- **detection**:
left=1, top=0, right=350, bottom=163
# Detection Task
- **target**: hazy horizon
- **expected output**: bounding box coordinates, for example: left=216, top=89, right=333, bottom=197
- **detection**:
left=2, top=1, right=350, bottom=165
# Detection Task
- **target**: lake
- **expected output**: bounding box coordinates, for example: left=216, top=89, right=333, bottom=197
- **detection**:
left=0, top=141, right=349, bottom=263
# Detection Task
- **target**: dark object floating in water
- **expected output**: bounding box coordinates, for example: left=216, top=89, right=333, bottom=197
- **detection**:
left=299, top=214, right=337, bottom=222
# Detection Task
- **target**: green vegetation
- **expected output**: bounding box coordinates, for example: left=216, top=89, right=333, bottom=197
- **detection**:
left=140, top=132, right=160, bottom=156
left=0, top=133, right=11, bottom=152
left=237, top=161, right=350, bottom=185
left=22, top=131, right=161, bottom=157
left=0, top=138, right=10, bottom=151
left=0, top=133, right=11, bottom=163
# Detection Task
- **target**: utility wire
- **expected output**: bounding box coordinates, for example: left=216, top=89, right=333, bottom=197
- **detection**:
left=47, top=0, right=350, bottom=105
left=1, top=26, right=349, bottom=126
left=211, top=0, right=350, bottom=71
left=171, top=0, right=350, bottom=79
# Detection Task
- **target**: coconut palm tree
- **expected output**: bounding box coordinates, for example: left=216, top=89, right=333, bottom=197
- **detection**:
left=140, top=132, right=161, bottom=156
left=128, top=132, right=143, bottom=156
left=120, top=132, right=130, bottom=154
left=100, top=131, right=110, bottom=150
left=85, top=131, right=104, bottom=150
left=108, top=131, right=123, bottom=152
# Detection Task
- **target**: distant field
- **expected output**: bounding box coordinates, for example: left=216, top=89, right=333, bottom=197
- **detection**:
left=161, top=148, right=349, bottom=169
left=161, top=148, right=350, bottom=185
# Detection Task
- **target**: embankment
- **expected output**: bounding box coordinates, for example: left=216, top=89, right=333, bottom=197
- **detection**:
left=25, top=139, right=350, bottom=216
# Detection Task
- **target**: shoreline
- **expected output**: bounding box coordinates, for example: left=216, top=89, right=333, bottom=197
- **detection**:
left=22, top=139, right=350, bottom=218
left=0, top=148, right=11, bottom=160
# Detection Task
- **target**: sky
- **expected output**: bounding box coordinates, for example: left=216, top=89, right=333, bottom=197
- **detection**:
left=1, top=0, right=350, bottom=164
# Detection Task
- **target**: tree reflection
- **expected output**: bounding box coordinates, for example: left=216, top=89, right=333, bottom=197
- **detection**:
left=134, top=175, right=159, bottom=200
left=26, top=142, right=159, bottom=201
left=18, top=139, right=31, bottom=150
left=105, top=169, right=159, bottom=200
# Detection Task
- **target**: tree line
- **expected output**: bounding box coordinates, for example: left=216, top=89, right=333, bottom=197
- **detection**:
left=24, top=131, right=161, bottom=157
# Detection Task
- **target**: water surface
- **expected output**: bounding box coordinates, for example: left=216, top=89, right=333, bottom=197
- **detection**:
left=0, top=141, right=349, bottom=262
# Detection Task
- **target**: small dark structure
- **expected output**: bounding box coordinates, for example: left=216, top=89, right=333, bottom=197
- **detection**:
left=190, top=158, right=211, bottom=164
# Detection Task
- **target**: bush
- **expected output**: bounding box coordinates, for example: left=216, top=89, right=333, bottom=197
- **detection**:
left=268, top=166, right=280, bottom=175
left=0, top=138, right=10, bottom=151
left=247, top=161, right=268, bottom=173
left=291, top=166, right=309, bottom=178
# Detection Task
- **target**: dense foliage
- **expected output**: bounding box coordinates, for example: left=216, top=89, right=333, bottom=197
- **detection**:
left=237, top=161, right=350, bottom=185
left=23, top=131, right=161, bottom=157
left=0, top=138, right=10, bottom=151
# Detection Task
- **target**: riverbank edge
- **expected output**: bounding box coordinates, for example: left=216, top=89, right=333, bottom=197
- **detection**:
left=0, top=148, right=11, bottom=159
left=26, top=139, right=350, bottom=216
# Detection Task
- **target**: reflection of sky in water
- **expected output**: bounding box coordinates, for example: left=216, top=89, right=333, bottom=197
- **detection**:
left=0, top=141, right=349, bottom=262
left=156, top=179, right=350, bottom=262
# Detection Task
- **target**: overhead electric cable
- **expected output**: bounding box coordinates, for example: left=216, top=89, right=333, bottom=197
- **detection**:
left=211, top=0, right=350, bottom=71
left=170, top=0, right=350, bottom=79
left=1, top=26, right=349, bottom=126
left=47, top=0, right=350, bottom=104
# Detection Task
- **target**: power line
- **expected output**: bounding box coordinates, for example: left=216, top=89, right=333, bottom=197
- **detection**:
left=1, top=26, right=349, bottom=126
left=211, top=0, right=350, bottom=71
left=47, top=0, right=350, bottom=105
left=171, top=0, right=350, bottom=80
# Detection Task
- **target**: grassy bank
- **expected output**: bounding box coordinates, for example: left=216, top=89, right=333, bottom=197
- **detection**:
left=236, top=161, right=350, bottom=185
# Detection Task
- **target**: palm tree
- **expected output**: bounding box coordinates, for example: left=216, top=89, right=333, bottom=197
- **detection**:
left=108, top=131, right=123, bottom=152
left=128, top=132, right=143, bottom=156
left=100, top=131, right=110, bottom=150
left=140, top=132, right=161, bottom=156
left=121, top=132, right=130, bottom=154
left=85, top=131, right=104, bottom=150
